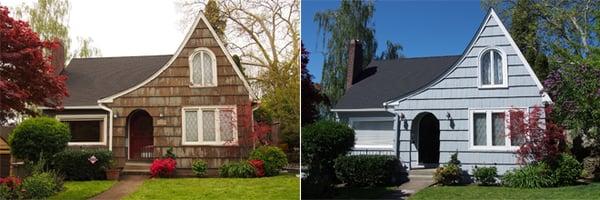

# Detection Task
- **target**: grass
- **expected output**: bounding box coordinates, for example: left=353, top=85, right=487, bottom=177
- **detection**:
left=50, top=180, right=116, bottom=200
left=410, top=183, right=600, bottom=199
left=124, top=173, right=300, bottom=200
left=332, top=186, right=403, bottom=199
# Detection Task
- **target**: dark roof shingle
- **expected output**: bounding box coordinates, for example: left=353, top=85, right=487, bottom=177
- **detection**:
left=62, top=55, right=172, bottom=106
left=334, top=55, right=461, bottom=109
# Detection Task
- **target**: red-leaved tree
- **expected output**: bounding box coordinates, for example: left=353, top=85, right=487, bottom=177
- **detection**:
left=0, top=6, right=68, bottom=125
left=507, top=106, right=566, bottom=164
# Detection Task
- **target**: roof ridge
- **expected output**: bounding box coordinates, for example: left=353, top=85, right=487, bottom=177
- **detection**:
left=71, top=54, right=173, bottom=60
left=373, top=54, right=461, bottom=62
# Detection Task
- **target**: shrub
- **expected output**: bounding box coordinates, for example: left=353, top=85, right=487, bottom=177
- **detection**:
left=553, top=154, right=582, bottom=186
left=150, top=158, right=177, bottom=178
left=449, top=152, right=461, bottom=166
left=164, top=146, right=176, bottom=159
left=21, top=172, right=59, bottom=199
left=472, top=166, right=498, bottom=186
left=249, top=146, right=288, bottom=176
left=52, top=149, right=112, bottom=180
left=0, top=177, right=22, bottom=199
left=191, top=160, right=208, bottom=177
left=334, top=155, right=405, bottom=187
left=9, top=117, right=71, bottom=162
left=249, top=159, right=265, bottom=177
left=219, top=161, right=255, bottom=178
left=301, top=120, right=354, bottom=181
left=502, top=162, right=555, bottom=188
left=434, top=164, right=461, bottom=185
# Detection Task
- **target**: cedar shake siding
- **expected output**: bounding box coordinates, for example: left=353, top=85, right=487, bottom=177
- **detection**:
left=106, top=16, right=251, bottom=168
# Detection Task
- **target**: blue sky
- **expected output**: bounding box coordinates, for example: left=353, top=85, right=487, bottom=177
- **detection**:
left=302, top=0, right=486, bottom=82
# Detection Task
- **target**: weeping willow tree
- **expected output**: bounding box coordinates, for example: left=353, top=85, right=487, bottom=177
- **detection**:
left=315, top=0, right=377, bottom=118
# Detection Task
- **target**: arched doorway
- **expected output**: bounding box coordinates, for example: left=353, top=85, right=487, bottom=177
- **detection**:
left=127, top=110, right=153, bottom=160
left=412, top=112, right=440, bottom=167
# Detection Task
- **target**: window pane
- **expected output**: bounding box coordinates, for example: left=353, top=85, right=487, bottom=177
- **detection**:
left=202, top=52, right=214, bottom=85
left=185, top=111, right=198, bottom=142
left=493, top=51, right=503, bottom=84
left=202, top=110, right=216, bottom=141
left=481, top=51, right=491, bottom=85
left=492, top=113, right=505, bottom=146
left=66, top=121, right=101, bottom=142
left=219, top=110, right=235, bottom=142
left=192, top=54, right=203, bottom=84
left=473, top=113, right=487, bottom=146
left=352, top=121, right=394, bottom=130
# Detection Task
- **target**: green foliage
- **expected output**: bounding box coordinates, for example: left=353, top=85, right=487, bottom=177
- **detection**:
left=301, top=120, right=354, bottom=197
left=502, top=162, right=555, bottom=188
left=219, top=161, right=255, bottom=178
left=249, top=146, right=288, bottom=177
left=164, top=147, right=176, bottom=159
left=377, top=40, right=403, bottom=60
left=21, top=172, right=61, bottom=199
left=203, top=0, right=226, bottom=41
left=9, top=117, right=70, bottom=162
left=315, top=0, right=377, bottom=117
left=434, top=164, right=462, bottom=186
left=74, top=36, right=101, bottom=58
left=334, top=155, right=406, bottom=187
left=52, top=149, right=112, bottom=180
left=449, top=152, right=461, bottom=166
left=0, top=185, right=16, bottom=200
left=472, top=166, right=498, bottom=186
left=192, top=160, right=208, bottom=177
left=554, top=154, right=582, bottom=186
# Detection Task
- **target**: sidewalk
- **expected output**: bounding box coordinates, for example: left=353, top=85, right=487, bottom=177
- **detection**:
left=90, top=175, right=148, bottom=200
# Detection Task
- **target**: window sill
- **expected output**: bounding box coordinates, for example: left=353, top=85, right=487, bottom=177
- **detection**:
left=182, top=142, right=239, bottom=146
left=189, top=84, right=217, bottom=88
left=478, top=85, right=508, bottom=89
left=68, top=142, right=106, bottom=146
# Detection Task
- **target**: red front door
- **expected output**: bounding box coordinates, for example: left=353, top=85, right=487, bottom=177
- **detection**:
left=129, top=110, right=153, bottom=160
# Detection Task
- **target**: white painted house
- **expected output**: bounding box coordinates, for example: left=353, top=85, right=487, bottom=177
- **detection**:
left=332, top=9, right=551, bottom=174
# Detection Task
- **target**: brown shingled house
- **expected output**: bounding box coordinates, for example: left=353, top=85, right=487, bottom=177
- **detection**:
left=40, top=12, right=255, bottom=174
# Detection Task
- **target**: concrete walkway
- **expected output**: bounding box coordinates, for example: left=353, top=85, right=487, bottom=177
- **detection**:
left=381, top=169, right=435, bottom=199
left=90, top=175, right=148, bottom=200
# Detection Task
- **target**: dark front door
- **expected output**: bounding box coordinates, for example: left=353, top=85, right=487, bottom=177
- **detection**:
left=418, top=113, right=440, bottom=167
left=129, top=110, right=153, bottom=160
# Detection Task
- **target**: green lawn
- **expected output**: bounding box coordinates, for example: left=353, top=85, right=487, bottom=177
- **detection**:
left=410, top=183, right=600, bottom=200
left=332, top=186, right=402, bottom=199
left=124, top=173, right=300, bottom=200
left=50, top=180, right=116, bottom=200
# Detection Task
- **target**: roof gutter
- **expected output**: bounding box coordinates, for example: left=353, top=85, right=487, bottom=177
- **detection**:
left=97, top=103, right=113, bottom=151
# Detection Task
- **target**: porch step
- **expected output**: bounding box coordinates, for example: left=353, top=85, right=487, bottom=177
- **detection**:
left=408, top=168, right=435, bottom=180
left=122, top=161, right=152, bottom=175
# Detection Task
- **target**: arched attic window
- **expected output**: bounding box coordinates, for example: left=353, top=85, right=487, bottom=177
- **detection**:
left=479, top=48, right=507, bottom=88
left=189, top=48, right=217, bottom=87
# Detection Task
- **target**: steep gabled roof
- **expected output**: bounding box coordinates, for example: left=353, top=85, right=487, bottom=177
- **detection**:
left=334, top=55, right=461, bottom=109
left=61, top=55, right=171, bottom=106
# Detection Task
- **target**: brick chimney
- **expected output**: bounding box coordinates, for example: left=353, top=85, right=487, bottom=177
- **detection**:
left=345, top=39, right=363, bottom=90
left=50, top=40, right=65, bottom=76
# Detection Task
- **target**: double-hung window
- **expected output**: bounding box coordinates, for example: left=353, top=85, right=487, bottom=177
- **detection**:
left=470, top=109, right=521, bottom=150
left=479, top=48, right=508, bottom=88
left=182, top=106, right=237, bottom=145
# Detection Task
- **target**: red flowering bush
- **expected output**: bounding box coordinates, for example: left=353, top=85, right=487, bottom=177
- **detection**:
left=150, top=158, right=177, bottom=178
left=0, top=176, right=22, bottom=190
left=249, top=159, right=265, bottom=177
left=507, top=106, right=566, bottom=164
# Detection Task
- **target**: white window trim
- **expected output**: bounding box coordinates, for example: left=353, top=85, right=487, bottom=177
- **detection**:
left=478, top=47, right=508, bottom=89
left=468, top=108, right=521, bottom=151
left=348, top=117, right=395, bottom=150
left=188, top=47, right=218, bottom=88
left=55, top=114, right=107, bottom=146
left=181, top=106, right=238, bottom=146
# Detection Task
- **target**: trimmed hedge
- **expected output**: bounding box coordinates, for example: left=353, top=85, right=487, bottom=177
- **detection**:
left=334, top=155, right=406, bottom=186
left=9, top=117, right=70, bottom=162
left=553, top=153, right=582, bottom=186
left=249, top=146, right=288, bottom=176
left=52, top=149, right=112, bottom=180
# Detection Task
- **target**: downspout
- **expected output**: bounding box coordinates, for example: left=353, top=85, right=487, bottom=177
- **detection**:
left=98, top=103, right=113, bottom=151
left=384, top=102, right=406, bottom=169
